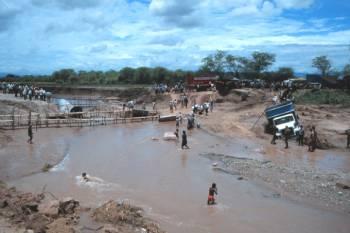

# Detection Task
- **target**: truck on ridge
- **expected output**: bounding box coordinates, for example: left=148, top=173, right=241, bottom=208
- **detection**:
left=186, top=75, right=218, bottom=91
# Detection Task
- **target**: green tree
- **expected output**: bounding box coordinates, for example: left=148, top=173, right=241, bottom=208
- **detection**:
left=343, top=64, right=350, bottom=89
left=200, top=50, right=227, bottom=76
left=134, top=67, right=152, bottom=84
left=52, top=69, right=76, bottom=83
left=172, top=69, right=186, bottom=82
left=225, top=55, right=242, bottom=77
left=275, top=67, right=294, bottom=81
left=119, top=67, right=135, bottom=83
left=250, top=51, right=276, bottom=75
left=312, top=56, right=331, bottom=77
left=151, top=67, right=170, bottom=83
left=343, top=64, right=350, bottom=77
left=105, top=70, right=119, bottom=84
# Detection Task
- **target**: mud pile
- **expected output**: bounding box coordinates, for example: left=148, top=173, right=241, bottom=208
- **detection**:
left=0, top=183, right=79, bottom=233
left=91, top=200, right=165, bottom=233
left=0, top=182, right=165, bottom=233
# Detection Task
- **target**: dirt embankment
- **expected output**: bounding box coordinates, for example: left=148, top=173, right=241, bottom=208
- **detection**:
left=201, top=153, right=350, bottom=213
left=0, top=181, right=165, bottom=233
left=168, top=88, right=350, bottom=150
left=0, top=94, right=59, bottom=116
left=43, top=85, right=152, bottom=100
left=296, top=105, right=350, bottom=149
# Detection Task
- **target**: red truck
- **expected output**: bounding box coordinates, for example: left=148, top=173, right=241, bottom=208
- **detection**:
left=187, top=75, right=219, bottom=91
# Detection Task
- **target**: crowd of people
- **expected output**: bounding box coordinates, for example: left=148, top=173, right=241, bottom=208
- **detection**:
left=153, top=82, right=185, bottom=94
left=0, top=82, right=52, bottom=102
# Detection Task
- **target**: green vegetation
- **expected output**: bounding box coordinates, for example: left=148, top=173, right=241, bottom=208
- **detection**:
left=2, top=67, right=194, bottom=86
left=312, top=56, right=332, bottom=78
left=295, top=89, right=350, bottom=106
left=2, top=50, right=350, bottom=86
left=199, top=50, right=280, bottom=81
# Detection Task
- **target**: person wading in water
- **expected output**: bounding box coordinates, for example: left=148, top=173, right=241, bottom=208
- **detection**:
left=27, top=124, right=33, bottom=144
left=207, top=183, right=218, bottom=205
left=181, top=130, right=189, bottom=149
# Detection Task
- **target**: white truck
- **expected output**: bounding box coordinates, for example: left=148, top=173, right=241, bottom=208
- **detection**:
left=265, top=101, right=301, bottom=137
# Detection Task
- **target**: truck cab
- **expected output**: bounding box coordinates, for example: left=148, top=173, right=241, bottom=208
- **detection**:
left=273, top=113, right=300, bottom=137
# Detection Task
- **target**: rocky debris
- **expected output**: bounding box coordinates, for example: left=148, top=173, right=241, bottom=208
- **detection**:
left=92, top=200, right=165, bottom=233
left=46, top=218, right=76, bottom=233
left=0, top=183, right=165, bottom=233
left=24, top=213, right=51, bottom=233
left=102, top=225, right=120, bottom=233
left=38, top=200, right=60, bottom=217
left=201, top=153, right=350, bottom=212
left=336, top=181, right=350, bottom=190
left=59, top=198, right=79, bottom=215
left=0, top=184, right=79, bottom=233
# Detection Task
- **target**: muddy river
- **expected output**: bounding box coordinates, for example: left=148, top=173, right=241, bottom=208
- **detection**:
left=1, top=122, right=350, bottom=233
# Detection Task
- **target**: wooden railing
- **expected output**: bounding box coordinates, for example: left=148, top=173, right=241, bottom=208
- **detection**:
left=0, top=110, right=159, bottom=130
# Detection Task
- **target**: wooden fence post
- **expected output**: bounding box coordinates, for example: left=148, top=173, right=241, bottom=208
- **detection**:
left=28, top=110, right=32, bottom=127
left=11, top=108, right=15, bottom=130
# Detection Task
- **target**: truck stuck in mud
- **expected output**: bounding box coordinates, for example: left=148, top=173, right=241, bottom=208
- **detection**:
left=265, top=101, right=301, bottom=137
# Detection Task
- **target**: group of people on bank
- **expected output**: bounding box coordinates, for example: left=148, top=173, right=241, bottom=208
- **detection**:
left=271, top=125, right=317, bottom=151
left=0, top=82, right=52, bottom=102
left=271, top=124, right=350, bottom=150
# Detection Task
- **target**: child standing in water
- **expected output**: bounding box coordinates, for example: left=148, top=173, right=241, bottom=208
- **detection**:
left=207, top=183, right=218, bottom=205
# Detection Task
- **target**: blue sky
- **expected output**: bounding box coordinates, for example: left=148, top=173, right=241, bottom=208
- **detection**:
left=0, top=0, right=349, bottom=75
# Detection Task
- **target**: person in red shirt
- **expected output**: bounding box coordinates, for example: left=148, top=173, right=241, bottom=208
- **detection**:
left=207, top=183, right=218, bottom=205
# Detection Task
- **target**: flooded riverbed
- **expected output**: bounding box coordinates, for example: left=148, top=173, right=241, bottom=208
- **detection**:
left=2, top=123, right=350, bottom=233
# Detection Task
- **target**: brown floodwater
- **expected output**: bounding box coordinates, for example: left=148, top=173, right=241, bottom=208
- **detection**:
left=1, top=122, right=350, bottom=233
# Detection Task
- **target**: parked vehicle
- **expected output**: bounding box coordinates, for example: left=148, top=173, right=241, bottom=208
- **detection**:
left=214, top=77, right=241, bottom=95
left=264, top=101, right=301, bottom=137
left=187, top=75, right=219, bottom=91
left=306, top=82, right=322, bottom=89
left=283, top=78, right=307, bottom=89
